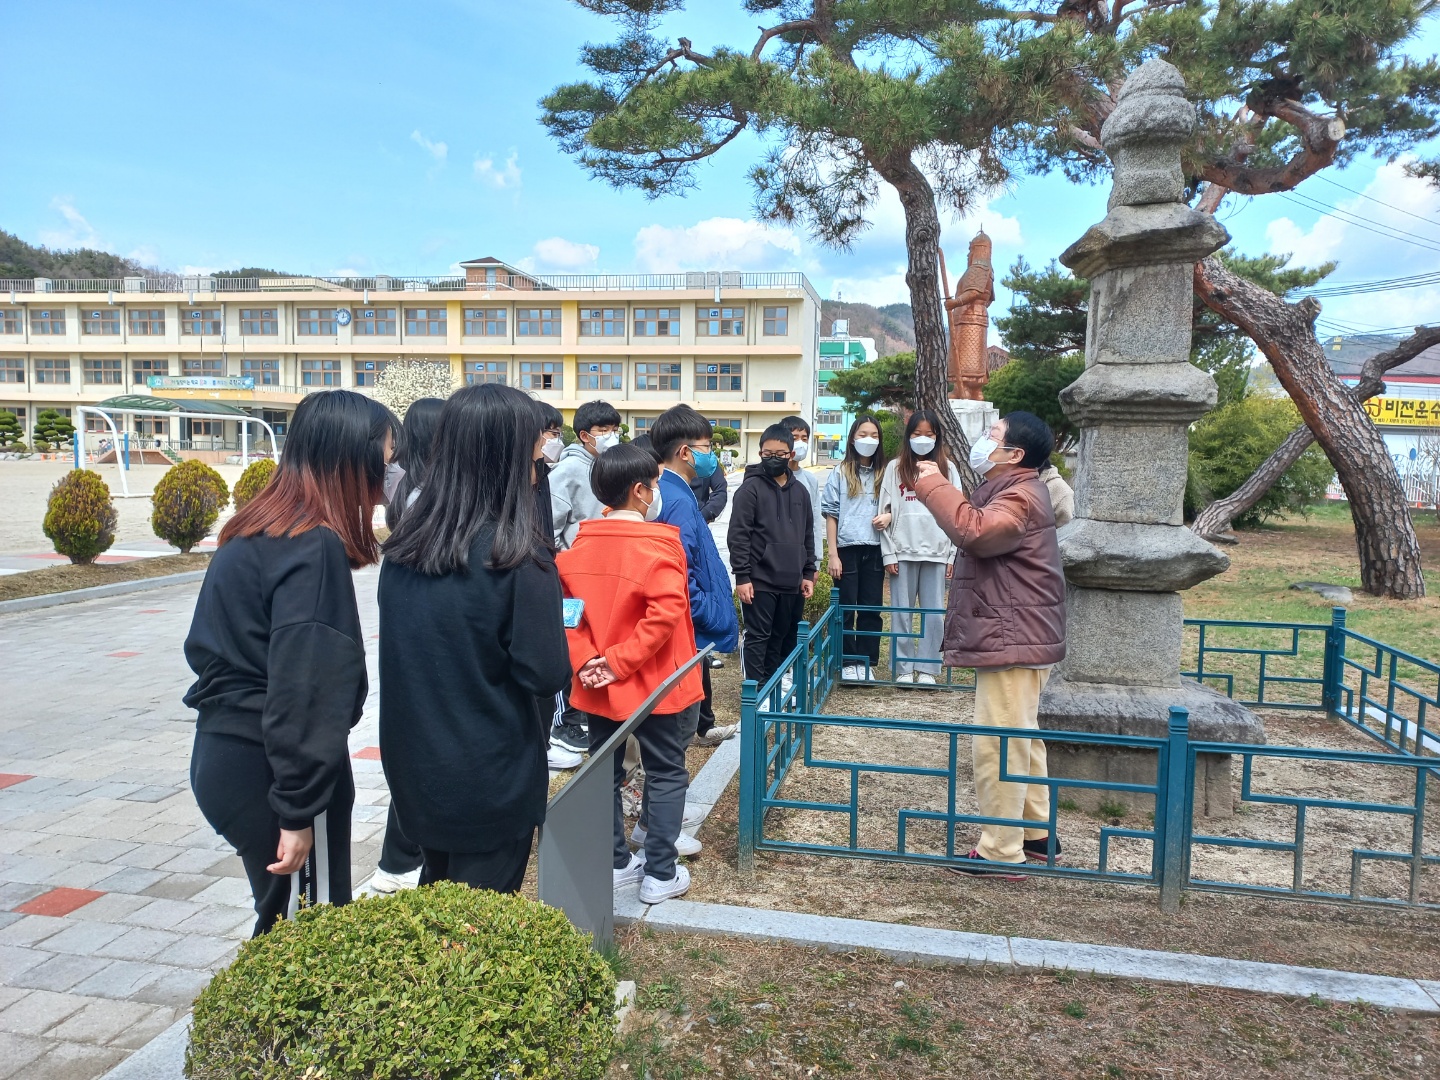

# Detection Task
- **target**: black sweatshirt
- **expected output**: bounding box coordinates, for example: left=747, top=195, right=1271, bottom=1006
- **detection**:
left=183, top=528, right=367, bottom=831
left=727, top=463, right=817, bottom=592
left=378, top=528, right=572, bottom=852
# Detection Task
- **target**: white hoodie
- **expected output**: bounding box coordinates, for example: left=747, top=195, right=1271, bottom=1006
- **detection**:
left=877, top=458, right=962, bottom=567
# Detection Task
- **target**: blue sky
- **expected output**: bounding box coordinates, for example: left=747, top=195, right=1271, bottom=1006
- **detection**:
left=6, top=0, right=1440, bottom=336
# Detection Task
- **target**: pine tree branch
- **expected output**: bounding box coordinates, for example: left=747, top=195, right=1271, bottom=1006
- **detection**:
left=751, top=19, right=817, bottom=60
left=1198, top=103, right=1345, bottom=195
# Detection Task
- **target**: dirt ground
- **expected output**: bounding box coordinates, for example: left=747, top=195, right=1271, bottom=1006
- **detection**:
left=610, top=929, right=1440, bottom=1079
left=0, top=552, right=212, bottom=601
left=0, top=459, right=248, bottom=555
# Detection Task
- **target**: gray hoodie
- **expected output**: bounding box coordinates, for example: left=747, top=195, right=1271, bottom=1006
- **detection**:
left=820, top=462, right=881, bottom=549
left=791, top=465, right=826, bottom=559
left=877, top=459, right=961, bottom=566
left=548, top=442, right=604, bottom=549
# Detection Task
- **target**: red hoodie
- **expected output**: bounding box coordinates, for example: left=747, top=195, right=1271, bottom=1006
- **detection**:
left=555, top=517, right=704, bottom=721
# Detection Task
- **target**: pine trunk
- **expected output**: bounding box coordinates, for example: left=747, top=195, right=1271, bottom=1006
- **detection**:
left=1190, top=425, right=1316, bottom=539
left=1193, top=258, right=1425, bottom=599
left=874, top=154, right=980, bottom=492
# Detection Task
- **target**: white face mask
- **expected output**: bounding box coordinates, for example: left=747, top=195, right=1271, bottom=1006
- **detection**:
left=909, top=435, right=937, bottom=456
left=969, top=436, right=999, bottom=475
left=853, top=436, right=880, bottom=458
left=591, top=430, right=620, bottom=454
left=791, top=440, right=809, bottom=462
left=541, top=436, right=564, bottom=463
left=382, top=462, right=405, bottom=503
left=643, top=483, right=663, bottom=521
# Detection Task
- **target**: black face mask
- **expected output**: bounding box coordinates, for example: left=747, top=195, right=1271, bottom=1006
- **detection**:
left=761, top=456, right=789, bottom=477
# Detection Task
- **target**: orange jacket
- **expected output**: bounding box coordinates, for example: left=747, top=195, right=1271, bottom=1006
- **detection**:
left=555, top=517, right=704, bottom=721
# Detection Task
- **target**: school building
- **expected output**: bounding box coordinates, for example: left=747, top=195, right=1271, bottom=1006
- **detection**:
left=814, top=323, right=875, bottom=461
left=0, top=257, right=821, bottom=460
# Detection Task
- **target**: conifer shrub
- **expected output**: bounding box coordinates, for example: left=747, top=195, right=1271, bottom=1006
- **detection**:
left=152, top=459, right=229, bottom=553
left=231, top=458, right=276, bottom=510
left=185, top=883, right=617, bottom=1080
left=43, top=469, right=118, bottom=564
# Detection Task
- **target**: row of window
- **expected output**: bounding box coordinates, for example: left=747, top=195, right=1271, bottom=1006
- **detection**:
left=0, top=305, right=792, bottom=339
left=463, top=360, right=785, bottom=396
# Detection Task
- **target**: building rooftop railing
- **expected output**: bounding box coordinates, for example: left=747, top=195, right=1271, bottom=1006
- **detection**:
left=1, top=271, right=818, bottom=303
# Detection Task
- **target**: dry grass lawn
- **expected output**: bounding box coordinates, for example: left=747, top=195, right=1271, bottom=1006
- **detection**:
left=0, top=552, right=210, bottom=602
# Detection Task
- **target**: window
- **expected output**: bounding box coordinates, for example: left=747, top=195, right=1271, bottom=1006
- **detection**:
left=85, top=414, right=109, bottom=433
left=635, top=362, right=681, bottom=391
left=189, top=419, right=221, bottom=437
left=0, top=309, right=20, bottom=334
left=243, top=358, right=280, bottom=386
left=631, top=416, right=658, bottom=436
left=184, top=358, right=224, bottom=377
left=633, top=308, right=679, bottom=337
left=240, top=308, right=277, bottom=335
left=819, top=356, right=847, bottom=370
left=694, top=362, right=743, bottom=392
left=353, top=359, right=389, bottom=386
left=516, top=308, right=560, bottom=336
left=353, top=307, right=396, bottom=335
left=520, top=361, right=562, bottom=390
left=711, top=417, right=742, bottom=432
left=762, top=389, right=788, bottom=402
left=580, top=308, right=624, bottom=336
left=296, top=308, right=337, bottom=335
left=83, top=358, right=122, bottom=385
left=816, top=410, right=844, bottom=424
left=405, top=308, right=447, bottom=336
left=35, top=358, right=70, bottom=383
left=763, top=306, right=789, bottom=335
left=302, top=359, right=342, bottom=386
left=464, top=308, right=507, bottom=336
left=83, top=309, right=120, bottom=335
left=464, top=361, right=508, bottom=385
left=0, top=358, right=23, bottom=383
left=182, top=308, right=221, bottom=335
left=578, top=362, right=622, bottom=391
left=134, top=417, right=166, bottom=437
left=697, top=307, right=744, bottom=337
left=132, top=358, right=168, bottom=384
left=33, top=309, right=65, bottom=334
left=129, top=309, right=164, bottom=335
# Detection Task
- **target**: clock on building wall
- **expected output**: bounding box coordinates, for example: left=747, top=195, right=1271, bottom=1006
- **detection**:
left=334, top=309, right=352, bottom=326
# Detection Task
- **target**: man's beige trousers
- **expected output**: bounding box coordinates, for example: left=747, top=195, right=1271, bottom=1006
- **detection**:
left=972, top=666, right=1052, bottom=863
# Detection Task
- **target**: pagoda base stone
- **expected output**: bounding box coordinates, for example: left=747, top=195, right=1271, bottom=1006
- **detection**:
left=949, top=398, right=998, bottom=444
left=1047, top=744, right=1235, bottom=819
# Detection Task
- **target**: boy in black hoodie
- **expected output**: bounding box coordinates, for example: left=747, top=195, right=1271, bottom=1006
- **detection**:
left=727, top=424, right=817, bottom=686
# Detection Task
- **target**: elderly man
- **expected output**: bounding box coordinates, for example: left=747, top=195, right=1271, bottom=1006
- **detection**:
left=913, top=411, right=1066, bottom=875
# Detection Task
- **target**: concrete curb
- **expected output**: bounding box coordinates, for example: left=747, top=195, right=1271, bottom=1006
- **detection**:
left=99, top=1014, right=190, bottom=1079
left=0, top=570, right=206, bottom=615
left=617, top=896, right=1440, bottom=1013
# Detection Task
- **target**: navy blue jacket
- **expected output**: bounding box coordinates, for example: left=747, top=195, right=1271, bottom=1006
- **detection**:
left=658, top=468, right=739, bottom=653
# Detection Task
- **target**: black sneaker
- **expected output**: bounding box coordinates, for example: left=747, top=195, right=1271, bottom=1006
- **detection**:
left=943, top=849, right=1026, bottom=881
left=552, top=720, right=590, bottom=754
left=1023, top=836, right=1063, bottom=862
left=709, top=655, right=725, bottom=669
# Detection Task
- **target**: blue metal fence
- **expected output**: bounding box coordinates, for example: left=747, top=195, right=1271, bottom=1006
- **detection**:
left=738, top=601, right=1438, bottom=911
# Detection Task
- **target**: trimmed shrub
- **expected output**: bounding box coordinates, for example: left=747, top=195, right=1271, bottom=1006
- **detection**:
left=34, top=408, right=75, bottom=450
left=186, top=883, right=617, bottom=1079
left=43, top=469, right=118, bottom=564
left=804, top=564, right=835, bottom=625
left=231, top=458, right=276, bottom=510
left=152, top=459, right=229, bottom=553
left=0, top=410, right=23, bottom=448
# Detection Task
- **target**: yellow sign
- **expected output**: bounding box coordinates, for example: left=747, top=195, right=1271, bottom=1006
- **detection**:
left=1363, top=397, right=1440, bottom=427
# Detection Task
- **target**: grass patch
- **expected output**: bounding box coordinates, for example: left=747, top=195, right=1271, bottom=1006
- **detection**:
left=0, top=552, right=210, bottom=602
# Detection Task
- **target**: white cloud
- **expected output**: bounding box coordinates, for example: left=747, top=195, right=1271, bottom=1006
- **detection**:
left=410, top=130, right=448, bottom=165
left=38, top=197, right=100, bottom=248
left=1264, top=213, right=1346, bottom=268
left=474, top=149, right=521, bottom=188
left=633, top=217, right=802, bottom=273
left=523, top=237, right=600, bottom=272
left=181, top=264, right=223, bottom=276
left=827, top=269, right=913, bottom=306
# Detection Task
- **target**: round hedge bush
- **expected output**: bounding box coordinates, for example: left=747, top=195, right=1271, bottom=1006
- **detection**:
left=43, top=469, right=118, bottom=564
left=231, top=458, right=276, bottom=511
left=186, top=883, right=617, bottom=1079
left=152, top=459, right=229, bottom=553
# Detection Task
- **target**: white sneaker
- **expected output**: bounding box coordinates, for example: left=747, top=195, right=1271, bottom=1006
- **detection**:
left=682, top=803, right=708, bottom=830
left=639, top=863, right=691, bottom=904
left=842, top=665, right=860, bottom=681
left=613, top=852, right=646, bottom=889
left=367, top=867, right=421, bottom=895
left=631, top=822, right=702, bottom=856
left=780, top=673, right=794, bottom=697
left=895, top=671, right=914, bottom=684
left=916, top=672, right=938, bottom=685
left=547, top=743, right=583, bottom=770
left=865, top=667, right=885, bottom=683
left=692, top=723, right=738, bottom=747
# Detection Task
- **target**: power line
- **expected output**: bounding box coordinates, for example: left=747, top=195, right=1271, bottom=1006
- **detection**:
left=1313, top=173, right=1440, bottom=227
left=1278, top=191, right=1440, bottom=255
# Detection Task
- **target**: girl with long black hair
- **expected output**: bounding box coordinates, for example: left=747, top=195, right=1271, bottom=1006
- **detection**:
left=383, top=396, right=445, bottom=530
left=185, top=390, right=398, bottom=935
left=820, top=414, right=889, bottom=680
left=379, top=384, right=572, bottom=891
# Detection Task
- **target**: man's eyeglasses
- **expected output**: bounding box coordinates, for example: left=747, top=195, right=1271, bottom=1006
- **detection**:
left=759, top=451, right=791, bottom=461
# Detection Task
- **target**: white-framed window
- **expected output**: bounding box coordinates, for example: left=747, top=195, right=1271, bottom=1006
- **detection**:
left=464, top=361, right=508, bottom=385
left=33, top=309, right=65, bottom=334
left=694, top=362, right=743, bottom=391
left=696, top=307, right=744, bottom=336
left=302, top=359, right=342, bottom=386
left=631, top=415, right=658, bottom=435
left=464, top=308, right=507, bottom=336
left=520, top=361, right=561, bottom=390
left=516, top=308, right=561, bottom=336
left=633, top=308, right=679, bottom=337
left=580, top=308, right=625, bottom=336
left=240, top=309, right=277, bottom=335
left=578, top=362, right=623, bottom=390
left=244, top=358, right=280, bottom=386
left=182, top=309, right=222, bottom=335
left=405, top=308, right=447, bottom=336
left=353, top=307, right=396, bottom=334
left=129, top=308, right=165, bottom=335
left=296, top=308, right=338, bottom=335
left=82, top=309, right=120, bottom=335
left=0, top=358, right=24, bottom=383
left=762, top=306, right=789, bottom=335
left=184, top=358, right=224, bottom=376
left=762, top=389, right=788, bottom=402
left=83, top=358, right=122, bottom=385
left=818, top=357, right=847, bottom=370
left=35, top=358, right=70, bottom=383
left=635, top=362, right=681, bottom=391
left=133, top=358, right=168, bottom=384
left=816, top=410, right=844, bottom=424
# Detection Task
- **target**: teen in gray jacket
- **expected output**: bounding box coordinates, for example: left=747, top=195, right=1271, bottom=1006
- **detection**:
left=549, top=400, right=621, bottom=550
left=877, top=409, right=961, bottom=684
